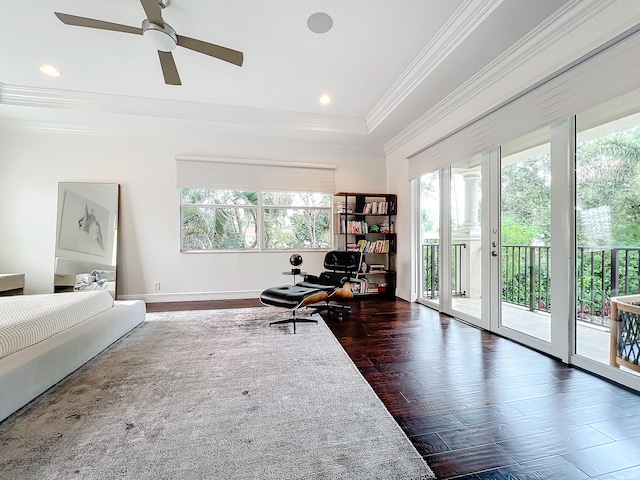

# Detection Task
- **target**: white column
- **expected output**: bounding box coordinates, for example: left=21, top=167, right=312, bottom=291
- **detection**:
left=452, top=169, right=482, bottom=299
left=461, top=171, right=481, bottom=231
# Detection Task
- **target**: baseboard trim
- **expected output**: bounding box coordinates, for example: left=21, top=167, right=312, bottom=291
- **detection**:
left=119, top=290, right=262, bottom=303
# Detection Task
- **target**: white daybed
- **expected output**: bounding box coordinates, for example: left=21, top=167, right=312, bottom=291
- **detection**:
left=0, top=291, right=145, bottom=422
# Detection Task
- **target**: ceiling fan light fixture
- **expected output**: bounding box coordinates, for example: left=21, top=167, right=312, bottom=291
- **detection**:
left=39, top=64, right=61, bottom=77
left=318, top=94, right=332, bottom=104
left=142, top=19, right=177, bottom=52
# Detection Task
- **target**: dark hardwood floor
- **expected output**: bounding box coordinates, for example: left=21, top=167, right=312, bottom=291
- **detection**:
left=147, top=297, right=640, bottom=479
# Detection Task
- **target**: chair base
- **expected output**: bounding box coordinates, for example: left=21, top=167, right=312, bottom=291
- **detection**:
left=269, top=315, right=318, bottom=334
left=307, top=303, right=351, bottom=319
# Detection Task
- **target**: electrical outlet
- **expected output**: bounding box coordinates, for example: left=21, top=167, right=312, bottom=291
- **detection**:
left=154, top=282, right=160, bottom=290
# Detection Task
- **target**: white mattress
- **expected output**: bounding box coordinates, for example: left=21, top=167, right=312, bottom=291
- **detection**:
left=0, top=291, right=114, bottom=360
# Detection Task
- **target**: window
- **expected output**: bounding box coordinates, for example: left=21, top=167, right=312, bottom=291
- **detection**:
left=180, top=189, right=331, bottom=251
left=263, top=192, right=331, bottom=250
left=575, top=90, right=640, bottom=367
left=419, top=172, right=441, bottom=304
left=181, top=189, right=258, bottom=250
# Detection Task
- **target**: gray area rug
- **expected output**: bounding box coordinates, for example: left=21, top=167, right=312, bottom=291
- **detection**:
left=0, top=307, right=435, bottom=480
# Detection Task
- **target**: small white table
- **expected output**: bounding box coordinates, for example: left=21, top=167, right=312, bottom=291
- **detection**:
left=0, top=273, right=25, bottom=296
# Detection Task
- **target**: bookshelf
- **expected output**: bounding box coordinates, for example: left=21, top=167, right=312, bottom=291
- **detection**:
left=334, top=192, right=397, bottom=297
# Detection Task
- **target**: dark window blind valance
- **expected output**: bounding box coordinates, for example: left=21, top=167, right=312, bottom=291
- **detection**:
left=176, top=156, right=336, bottom=193
left=408, top=26, right=640, bottom=179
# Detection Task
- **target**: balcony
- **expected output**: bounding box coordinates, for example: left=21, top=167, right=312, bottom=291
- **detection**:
left=422, top=244, right=640, bottom=366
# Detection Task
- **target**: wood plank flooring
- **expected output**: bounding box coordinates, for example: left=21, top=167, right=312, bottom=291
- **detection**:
left=147, top=297, right=640, bottom=479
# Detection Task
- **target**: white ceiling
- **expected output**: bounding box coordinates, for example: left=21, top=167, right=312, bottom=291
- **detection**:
left=1, top=0, right=639, bottom=157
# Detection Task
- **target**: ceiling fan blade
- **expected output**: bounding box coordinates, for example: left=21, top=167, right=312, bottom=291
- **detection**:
left=158, top=51, right=181, bottom=85
left=140, top=0, right=164, bottom=26
left=54, top=12, right=142, bottom=35
left=177, top=36, right=243, bottom=67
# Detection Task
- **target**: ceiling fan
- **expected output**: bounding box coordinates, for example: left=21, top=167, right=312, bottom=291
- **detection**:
left=54, top=0, right=243, bottom=86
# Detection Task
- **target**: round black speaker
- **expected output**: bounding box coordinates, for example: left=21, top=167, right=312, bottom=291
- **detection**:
left=290, top=254, right=303, bottom=267
left=289, top=254, right=303, bottom=274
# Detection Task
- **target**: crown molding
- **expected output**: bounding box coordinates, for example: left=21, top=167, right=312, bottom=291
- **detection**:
left=383, top=0, right=617, bottom=155
left=364, top=0, right=503, bottom=132
left=0, top=116, right=384, bottom=159
left=0, top=82, right=369, bottom=136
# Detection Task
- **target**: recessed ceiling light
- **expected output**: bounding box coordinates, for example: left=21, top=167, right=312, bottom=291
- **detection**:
left=318, top=94, right=332, bottom=105
left=307, top=12, right=333, bottom=34
left=39, top=65, right=61, bottom=77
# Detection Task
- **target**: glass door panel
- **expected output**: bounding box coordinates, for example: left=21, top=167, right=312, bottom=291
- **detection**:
left=576, top=90, right=640, bottom=375
left=450, top=161, right=482, bottom=323
left=500, top=129, right=552, bottom=343
left=419, top=172, right=440, bottom=305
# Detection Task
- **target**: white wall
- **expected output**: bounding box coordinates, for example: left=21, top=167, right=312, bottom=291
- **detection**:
left=0, top=127, right=385, bottom=300
left=386, top=150, right=413, bottom=302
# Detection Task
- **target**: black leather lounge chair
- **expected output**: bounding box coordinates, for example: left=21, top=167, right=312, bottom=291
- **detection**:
left=295, top=250, right=362, bottom=319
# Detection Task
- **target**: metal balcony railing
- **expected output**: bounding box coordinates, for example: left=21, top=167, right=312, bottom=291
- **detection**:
left=502, top=245, right=550, bottom=314
left=577, top=247, right=640, bottom=327
left=422, top=242, right=466, bottom=299
left=422, top=243, right=640, bottom=328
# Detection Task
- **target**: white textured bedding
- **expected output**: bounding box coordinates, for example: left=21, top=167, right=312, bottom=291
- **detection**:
left=0, top=291, right=114, bottom=360
left=74, top=270, right=116, bottom=298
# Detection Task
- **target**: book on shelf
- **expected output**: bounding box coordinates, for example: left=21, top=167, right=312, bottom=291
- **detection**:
left=347, top=220, right=369, bottom=235
left=369, top=264, right=386, bottom=272
left=356, top=239, right=390, bottom=253
left=336, top=201, right=354, bottom=214
left=339, top=220, right=368, bottom=234
left=342, top=220, right=368, bottom=234
left=353, top=277, right=380, bottom=294
left=346, top=242, right=359, bottom=251
left=361, top=201, right=389, bottom=214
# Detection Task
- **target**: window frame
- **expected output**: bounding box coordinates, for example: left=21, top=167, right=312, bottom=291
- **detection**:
left=180, top=189, right=333, bottom=253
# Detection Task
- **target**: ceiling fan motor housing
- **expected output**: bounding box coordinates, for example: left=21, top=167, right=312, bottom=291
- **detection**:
left=142, top=19, right=177, bottom=51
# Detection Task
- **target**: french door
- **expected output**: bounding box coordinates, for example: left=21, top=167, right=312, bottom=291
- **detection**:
left=417, top=82, right=640, bottom=390
left=418, top=122, right=573, bottom=359
left=490, top=123, right=573, bottom=359
left=418, top=161, right=486, bottom=330
left=572, top=91, right=640, bottom=389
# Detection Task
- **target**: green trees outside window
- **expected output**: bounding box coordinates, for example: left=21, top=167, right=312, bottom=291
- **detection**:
left=501, top=128, right=640, bottom=248
left=181, top=189, right=331, bottom=251
left=501, top=126, right=640, bottom=321
left=575, top=128, right=640, bottom=323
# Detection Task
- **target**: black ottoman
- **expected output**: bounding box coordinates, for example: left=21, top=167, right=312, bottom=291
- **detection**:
left=259, top=285, right=328, bottom=333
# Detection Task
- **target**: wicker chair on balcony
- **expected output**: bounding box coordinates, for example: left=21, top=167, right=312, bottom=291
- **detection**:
left=610, top=295, right=640, bottom=373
